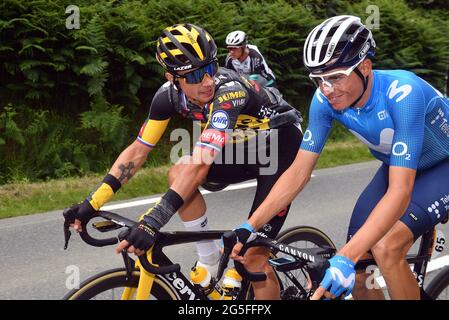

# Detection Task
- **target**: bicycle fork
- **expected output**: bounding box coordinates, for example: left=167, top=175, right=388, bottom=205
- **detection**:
left=119, top=250, right=157, bottom=300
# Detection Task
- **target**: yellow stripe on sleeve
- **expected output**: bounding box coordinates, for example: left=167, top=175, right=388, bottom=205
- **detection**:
left=139, top=119, right=170, bottom=147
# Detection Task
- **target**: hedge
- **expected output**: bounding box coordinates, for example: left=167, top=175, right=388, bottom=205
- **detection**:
left=1, top=0, right=448, bottom=183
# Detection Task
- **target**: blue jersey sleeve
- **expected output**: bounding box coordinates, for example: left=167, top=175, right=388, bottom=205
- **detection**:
left=300, top=90, right=333, bottom=154
left=387, top=78, right=426, bottom=169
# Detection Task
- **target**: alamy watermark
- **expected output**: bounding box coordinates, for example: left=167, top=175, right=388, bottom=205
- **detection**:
left=65, top=5, right=80, bottom=29
left=168, top=124, right=280, bottom=176
left=365, top=265, right=382, bottom=290
left=303, top=3, right=380, bottom=30
left=65, top=265, right=80, bottom=290
left=365, top=5, right=380, bottom=30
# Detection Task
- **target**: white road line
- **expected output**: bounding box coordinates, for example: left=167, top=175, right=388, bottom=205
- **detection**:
left=102, top=175, right=316, bottom=211
left=102, top=181, right=258, bottom=211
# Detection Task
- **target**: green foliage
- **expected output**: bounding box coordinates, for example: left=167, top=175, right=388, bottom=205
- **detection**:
left=1, top=0, right=448, bottom=184
left=0, top=103, right=130, bottom=184
left=228, top=0, right=319, bottom=109
left=80, top=99, right=130, bottom=153
left=336, top=0, right=449, bottom=91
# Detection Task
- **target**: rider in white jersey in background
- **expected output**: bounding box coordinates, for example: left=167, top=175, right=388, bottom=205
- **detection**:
left=224, top=30, right=276, bottom=87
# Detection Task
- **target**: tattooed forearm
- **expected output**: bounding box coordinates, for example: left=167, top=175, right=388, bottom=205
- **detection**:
left=118, top=162, right=135, bottom=183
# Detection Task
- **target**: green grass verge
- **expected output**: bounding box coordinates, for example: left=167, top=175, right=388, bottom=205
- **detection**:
left=0, top=166, right=170, bottom=219
left=0, top=137, right=373, bottom=219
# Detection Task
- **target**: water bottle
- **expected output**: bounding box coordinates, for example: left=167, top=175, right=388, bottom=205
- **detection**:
left=222, top=268, right=242, bottom=298
left=190, top=265, right=224, bottom=300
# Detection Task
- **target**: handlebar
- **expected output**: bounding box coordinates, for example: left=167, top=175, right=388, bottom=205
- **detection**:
left=63, top=208, right=334, bottom=282
left=63, top=208, right=180, bottom=275
left=223, top=232, right=335, bottom=283
left=233, top=238, right=268, bottom=282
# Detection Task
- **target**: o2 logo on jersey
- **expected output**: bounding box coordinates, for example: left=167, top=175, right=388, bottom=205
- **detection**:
left=392, top=141, right=411, bottom=160
left=387, top=80, right=412, bottom=103
left=303, top=130, right=314, bottom=147
left=211, top=110, right=229, bottom=129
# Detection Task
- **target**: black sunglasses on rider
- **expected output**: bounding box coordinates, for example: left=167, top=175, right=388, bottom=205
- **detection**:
left=176, top=60, right=219, bottom=84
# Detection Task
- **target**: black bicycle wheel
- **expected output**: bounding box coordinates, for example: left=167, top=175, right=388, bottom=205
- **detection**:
left=425, top=266, right=449, bottom=300
left=63, top=268, right=178, bottom=300
left=274, top=226, right=336, bottom=300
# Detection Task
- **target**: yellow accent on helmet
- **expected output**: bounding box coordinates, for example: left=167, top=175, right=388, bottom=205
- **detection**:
left=156, top=23, right=217, bottom=73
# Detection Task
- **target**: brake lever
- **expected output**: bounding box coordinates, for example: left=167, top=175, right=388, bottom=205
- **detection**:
left=63, top=221, right=72, bottom=250
left=215, top=231, right=237, bottom=281
left=63, top=208, right=75, bottom=250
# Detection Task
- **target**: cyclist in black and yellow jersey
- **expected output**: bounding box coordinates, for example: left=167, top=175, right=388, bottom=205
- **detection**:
left=66, top=23, right=302, bottom=300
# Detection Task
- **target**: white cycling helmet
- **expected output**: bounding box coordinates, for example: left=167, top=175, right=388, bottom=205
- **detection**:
left=303, top=15, right=375, bottom=74
left=226, top=31, right=248, bottom=47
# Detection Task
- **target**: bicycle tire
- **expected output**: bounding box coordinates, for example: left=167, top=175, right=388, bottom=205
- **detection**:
left=425, top=265, right=449, bottom=300
left=276, top=225, right=336, bottom=248
left=63, top=268, right=178, bottom=300
left=274, top=225, right=336, bottom=300
left=240, top=226, right=334, bottom=301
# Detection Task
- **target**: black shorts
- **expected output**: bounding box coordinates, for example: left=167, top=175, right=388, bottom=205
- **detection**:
left=206, top=125, right=302, bottom=238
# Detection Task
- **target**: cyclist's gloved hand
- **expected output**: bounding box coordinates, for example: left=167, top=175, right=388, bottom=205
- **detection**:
left=116, top=189, right=185, bottom=256
left=123, top=221, right=159, bottom=255
left=64, top=174, right=123, bottom=233
left=228, top=222, right=257, bottom=262
left=318, top=255, right=355, bottom=299
left=65, top=200, right=96, bottom=232
left=234, top=222, right=257, bottom=246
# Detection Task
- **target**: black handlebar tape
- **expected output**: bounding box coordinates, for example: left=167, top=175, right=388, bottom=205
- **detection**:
left=222, top=231, right=267, bottom=282
left=138, top=255, right=180, bottom=274
left=233, top=260, right=267, bottom=282
left=79, top=224, right=119, bottom=247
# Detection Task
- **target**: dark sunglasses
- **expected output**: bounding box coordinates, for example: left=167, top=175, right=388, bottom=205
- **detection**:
left=176, top=61, right=219, bottom=84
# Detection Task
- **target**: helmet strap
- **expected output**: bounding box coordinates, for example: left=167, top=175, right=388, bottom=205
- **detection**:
left=350, top=68, right=369, bottom=108
left=171, top=74, right=182, bottom=92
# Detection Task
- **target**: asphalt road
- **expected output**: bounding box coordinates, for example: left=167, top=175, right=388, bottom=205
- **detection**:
left=1, top=160, right=448, bottom=299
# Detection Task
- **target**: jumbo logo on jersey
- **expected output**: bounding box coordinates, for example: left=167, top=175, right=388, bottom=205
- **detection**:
left=218, top=91, right=246, bottom=103
left=211, top=110, right=229, bottom=129
left=387, top=80, right=412, bottom=103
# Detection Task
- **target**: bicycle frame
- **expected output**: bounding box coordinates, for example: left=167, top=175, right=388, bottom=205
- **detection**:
left=235, top=226, right=445, bottom=299
left=63, top=209, right=335, bottom=300
left=110, top=230, right=240, bottom=300
left=133, top=231, right=230, bottom=300
left=64, top=208, right=443, bottom=300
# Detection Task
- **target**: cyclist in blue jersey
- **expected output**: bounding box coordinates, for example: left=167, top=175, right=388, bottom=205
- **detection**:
left=229, top=15, right=449, bottom=300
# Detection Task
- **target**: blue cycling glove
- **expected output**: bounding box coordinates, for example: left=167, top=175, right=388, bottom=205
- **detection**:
left=320, top=255, right=355, bottom=298
left=234, top=222, right=257, bottom=245
left=221, top=222, right=257, bottom=248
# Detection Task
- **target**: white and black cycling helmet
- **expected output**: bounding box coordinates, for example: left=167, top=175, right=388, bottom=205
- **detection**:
left=226, top=30, right=248, bottom=47
left=303, top=15, right=375, bottom=75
